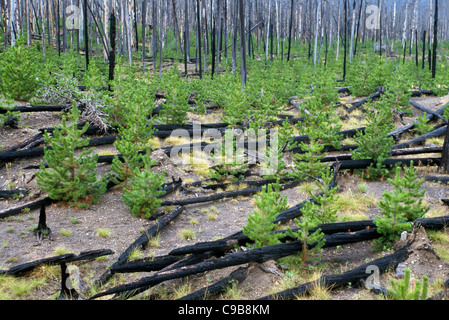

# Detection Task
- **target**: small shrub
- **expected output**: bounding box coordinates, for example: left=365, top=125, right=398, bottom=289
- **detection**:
left=36, top=106, right=107, bottom=208
left=388, top=268, right=428, bottom=300
left=0, top=37, right=42, bottom=101
left=121, top=154, right=166, bottom=219
left=243, top=179, right=288, bottom=248
left=373, top=163, right=429, bottom=250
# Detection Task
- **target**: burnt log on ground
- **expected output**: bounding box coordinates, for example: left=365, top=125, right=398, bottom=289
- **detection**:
left=168, top=219, right=377, bottom=257
left=168, top=215, right=449, bottom=259
left=110, top=255, right=184, bottom=274
left=258, top=243, right=411, bottom=300
left=0, top=249, right=113, bottom=277
left=159, top=181, right=302, bottom=207
left=0, top=135, right=119, bottom=163
left=334, top=157, right=441, bottom=171
left=94, top=206, right=185, bottom=287
left=424, top=176, right=449, bottom=184
left=316, top=146, right=443, bottom=163
left=0, top=133, right=44, bottom=153
left=391, top=126, right=447, bottom=150
left=0, top=105, right=67, bottom=114
left=388, top=103, right=447, bottom=140
left=89, top=228, right=380, bottom=300
left=176, top=267, right=248, bottom=300
left=411, top=89, right=435, bottom=97
left=0, top=188, right=28, bottom=200
left=0, top=197, right=56, bottom=219
left=409, top=100, right=448, bottom=124
left=346, top=88, right=384, bottom=113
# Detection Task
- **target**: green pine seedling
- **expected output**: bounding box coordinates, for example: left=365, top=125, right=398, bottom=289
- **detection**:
left=352, top=96, right=395, bottom=180
left=388, top=268, right=429, bottom=300
left=37, top=106, right=107, bottom=208
left=0, top=37, right=42, bottom=101
left=121, top=154, right=166, bottom=219
left=243, top=179, right=288, bottom=248
left=292, top=96, right=342, bottom=181
left=287, top=167, right=340, bottom=263
left=373, top=163, right=429, bottom=250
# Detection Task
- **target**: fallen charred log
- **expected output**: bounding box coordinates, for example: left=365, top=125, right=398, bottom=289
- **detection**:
left=159, top=181, right=301, bottom=207
left=346, top=88, right=384, bottom=113
left=0, top=249, right=113, bottom=277
left=388, top=104, right=447, bottom=140
left=311, top=146, right=443, bottom=163
left=94, top=206, right=185, bottom=287
left=334, top=157, right=441, bottom=171
left=0, top=197, right=56, bottom=219
left=0, top=105, right=67, bottom=114
left=424, top=176, right=449, bottom=184
left=110, top=255, right=184, bottom=274
left=409, top=100, right=448, bottom=124
left=168, top=219, right=377, bottom=257
left=176, top=267, right=248, bottom=300
left=258, top=243, right=411, bottom=300
left=89, top=228, right=380, bottom=300
left=0, top=188, right=28, bottom=200
left=0, top=133, right=43, bottom=154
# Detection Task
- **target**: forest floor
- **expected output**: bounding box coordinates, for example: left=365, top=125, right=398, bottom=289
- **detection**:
left=1, top=91, right=449, bottom=301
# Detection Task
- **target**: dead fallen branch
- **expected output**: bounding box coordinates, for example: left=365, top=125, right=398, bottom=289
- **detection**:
left=258, top=243, right=410, bottom=300
left=0, top=188, right=28, bottom=200
left=0, top=249, right=114, bottom=277
left=159, top=181, right=301, bottom=207
left=176, top=267, right=248, bottom=300
left=89, top=228, right=379, bottom=300
left=0, top=105, right=66, bottom=114
left=94, top=206, right=185, bottom=287
left=334, top=157, right=441, bottom=171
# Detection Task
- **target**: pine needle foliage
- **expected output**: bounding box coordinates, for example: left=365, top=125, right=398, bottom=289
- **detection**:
left=373, top=163, right=429, bottom=250
left=388, top=268, right=429, bottom=300
left=243, top=179, right=289, bottom=248
left=37, top=106, right=107, bottom=208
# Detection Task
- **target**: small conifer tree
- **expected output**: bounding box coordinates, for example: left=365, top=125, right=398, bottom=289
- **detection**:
left=37, top=106, right=107, bottom=208
left=288, top=167, right=340, bottom=263
left=121, top=153, right=166, bottom=219
left=373, top=163, right=429, bottom=250
left=243, top=179, right=289, bottom=248
left=352, top=96, right=395, bottom=180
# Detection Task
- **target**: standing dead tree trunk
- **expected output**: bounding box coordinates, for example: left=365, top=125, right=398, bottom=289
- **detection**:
left=196, top=0, right=202, bottom=79
left=83, top=0, right=89, bottom=69
left=108, top=8, right=116, bottom=90
left=239, top=0, right=246, bottom=88
left=343, top=0, right=347, bottom=80
left=431, top=0, right=438, bottom=79
left=287, top=0, right=294, bottom=61
left=142, top=0, right=147, bottom=73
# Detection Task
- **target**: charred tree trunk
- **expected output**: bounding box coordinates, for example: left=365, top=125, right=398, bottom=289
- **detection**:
left=196, top=0, right=202, bottom=79
left=343, top=0, right=347, bottom=81
left=422, top=30, right=426, bottom=69
left=239, top=0, right=247, bottom=87
left=431, top=0, right=438, bottom=79
left=83, top=0, right=89, bottom=69
left=287, top=0, right=294, bottom=62
left=108, top=9, right=116, bottom=90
